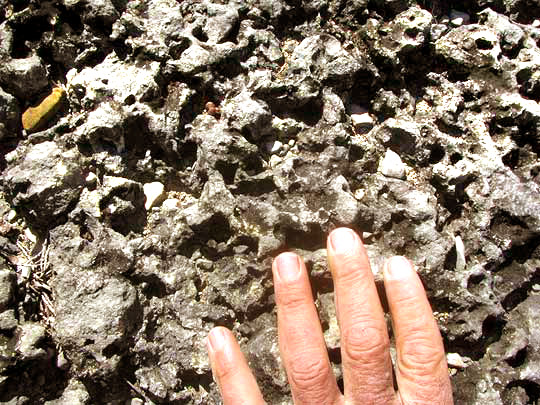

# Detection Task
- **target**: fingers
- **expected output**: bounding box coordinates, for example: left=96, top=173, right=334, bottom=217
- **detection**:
left=206, top=327, right=266, bottom=405
left=273, top=252, right=343, bottom=405
left=326, top=228, right=397, bottom=404
left=383, top=256, right=454, bottom=405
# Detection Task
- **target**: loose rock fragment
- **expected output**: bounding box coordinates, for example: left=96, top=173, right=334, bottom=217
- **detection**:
left=22, top=87, right=66, bottom=133
left=379, top=149, right=407, bottom=179
left=143, top=182, right=166, bottom=210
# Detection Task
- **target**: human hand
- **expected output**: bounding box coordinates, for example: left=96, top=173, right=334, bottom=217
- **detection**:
left=206, top=227, right=453, bottom=404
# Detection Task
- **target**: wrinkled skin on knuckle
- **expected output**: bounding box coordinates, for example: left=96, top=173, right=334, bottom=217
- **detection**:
left=399, top=378, right=453, bottom=405
left=277, top=285, right=310, bottom=310
left=343, top=324, right=389, bottom=365
left=214, top=357, right=241, bottom=381
left=334, top=256, right=372, bottom=286
left=398, top=335, right=446, bottom=379
left=288, top=354, right=332, bottom=393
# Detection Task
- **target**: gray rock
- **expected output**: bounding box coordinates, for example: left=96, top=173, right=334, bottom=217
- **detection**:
left=222, top=90, right=272, bottom=140
left=2, top=142, right=85, bottom=229
left=203, top=3, right=240, bottom=44
left=0, top=309, right=18, bottom=331
left=373, top=6, right=433, bottom=62
left=478, top=8, right=524, bottom=54
left=0, top=269, right=16, bottom=312
left=15, top=322, right=47, bottom=361
left=44, top=378, right=90, bottom=405
left=51, top=266, right=138, bottom=376
left=287, top=34, right=362, bottom=90
left=435, top=25, right=501, bottom=72
left=374, top=117, right=421, bottom=158
left=0, top=86, right=21, bottom=137
left=62, top=0, right=120, bottom=27
left=0, top=54, right=48, bottom=99
left=0, top=22, right=13, bottom=56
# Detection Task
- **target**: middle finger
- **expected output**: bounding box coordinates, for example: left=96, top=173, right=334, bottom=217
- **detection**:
left=327, top=228, right=396, bottom=404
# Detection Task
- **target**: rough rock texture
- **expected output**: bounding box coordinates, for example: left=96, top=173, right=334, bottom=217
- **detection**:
left=0, top=0, right=540, bottom=404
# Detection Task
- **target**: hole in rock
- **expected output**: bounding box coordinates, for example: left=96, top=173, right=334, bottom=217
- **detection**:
left=481, top=314, right=505, bottom=348
left=467, top=273, right=485, bottom=288
left=428, top=143, right=445, bottom=164
left=503, top=148, right=520, bottom=169
left=450, top=152, right=463, bottom=164
left=11, top=14, right=52, bottom=58
left=475, top=38, right=493, bottom=50
left=282, top=223, right=325, bottom=251
left=506, top=380, right=540, bottom=403
left=506, top=347, right=528, bottom=368
left=215, top=161, right=238, bottom=185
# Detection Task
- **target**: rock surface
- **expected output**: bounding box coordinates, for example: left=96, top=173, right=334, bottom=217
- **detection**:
left=0, top=1, right=539, bottom=404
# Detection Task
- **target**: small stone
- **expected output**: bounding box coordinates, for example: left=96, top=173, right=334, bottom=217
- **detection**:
left=0, top=309, right=17, bottom=331
left=447, top=352, right=468, bottom=369
left=0, top=269, right=16, bottom=312
left=143, top=182, right=166, bottom=210
left=379, top=149, right=406, bottom=180
left=24, top=228, right=37, bottom=243
left=130, top=399, right=144, bottom=405
left=351, top=112, right=375, bottom=133
left=85, top=172, right=98, bottom=187
left=15, top=322, right=47, bottom=361
left=56, top=351, right=70, bottom=370
left=450, top=10, right=470, bottom=27
left=6, top=210, right=16, bottom=222
left=269, top=154, right=282, bottom=168
left=353, top=189, right=365, bottom=200
left=268, top=140, right=283, bottom=154
left=161, top=198, right=180, bottom=211
left=455, top=235, right=466, bottom=271
left=533, top=19, right=540, bottom=28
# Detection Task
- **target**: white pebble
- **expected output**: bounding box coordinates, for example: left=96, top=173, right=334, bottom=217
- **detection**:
left=270, top=140, right=283, bottom=154
left=447, top=352, right=468, bottom=369
left=351, top=112, right=375, bottom=133
left=86, top=172, right=98, bottom=186
left=24, top=228, right=37, bottom=243
left=161, top=198, right=180, bottom=210
left=353, top=189, right=365, bottom=200
left=455, top=235, right=466, bottom=271
left=143, top=182, right=166, bottom=210
left=450, top=10, right=470, bottom=26
left=269, top=154, right=282, bottom=168
left=7, top=210, right=17, bottom=222
left=379, top=149, right=406, bottom=179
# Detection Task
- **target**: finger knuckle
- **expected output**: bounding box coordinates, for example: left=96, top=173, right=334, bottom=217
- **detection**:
left=335, top=256, right=372, bottom=286
left=399, top=334, right=446, bottom=378
left=277, top=286, right=310, bottom=310
left=288, top=354, right=332, bottom=391
left=343, top=323, right=389, bottom=364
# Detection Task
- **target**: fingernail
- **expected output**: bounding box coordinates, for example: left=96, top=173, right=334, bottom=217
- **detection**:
left=384, top=256, right=413, bottom=280
left=275, top=252, right=301, bottom=283
left=208, top=327, right=226, bottom=353
left=329, top=228, right=357, bottom=255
